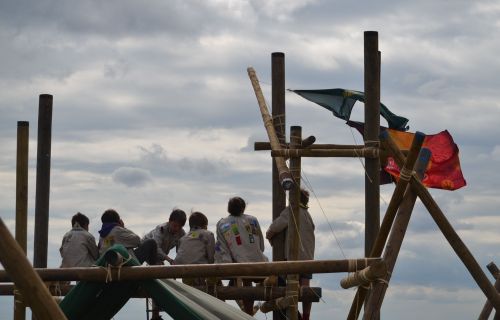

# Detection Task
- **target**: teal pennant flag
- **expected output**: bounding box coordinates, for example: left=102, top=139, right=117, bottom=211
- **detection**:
left=291, top=88, right=409, bottom=131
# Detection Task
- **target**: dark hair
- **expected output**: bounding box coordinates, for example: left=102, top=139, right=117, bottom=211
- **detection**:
left=189, top=211, right=208, bottom=229
left=300, top=189, right=310, bottom=206
left=101, top=209, right=121, bottom=223
left=169, top=209, right=187, bottom=226
left=228, top=197, right=246, bottom=216
left=72, top=212, right=89, bottom=227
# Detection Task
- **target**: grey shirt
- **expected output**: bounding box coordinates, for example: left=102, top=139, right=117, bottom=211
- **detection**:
left=98, top=225, right=141, bottom=258
left=215, top=214, right=268, bottom=263
left=266, top=206, right=315, bottom=261
left=143, top=222, right=186, bottom=261
left=174, top=228, right=215, bottom=265
left=60, top=224, right=99, bottom=268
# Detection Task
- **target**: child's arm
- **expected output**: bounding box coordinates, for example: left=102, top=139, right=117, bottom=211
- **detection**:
left=266, top=207, right=290, bottom=240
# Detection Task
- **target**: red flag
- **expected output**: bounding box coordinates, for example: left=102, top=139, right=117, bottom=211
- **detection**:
left=347, top=121, right=467, bottom=190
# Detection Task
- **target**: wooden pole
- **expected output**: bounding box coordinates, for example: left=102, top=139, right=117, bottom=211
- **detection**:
left=0, top=258, right=381, bottom=282
left=272, top=52, right=287, bottom=320
left=0, top=217, right=67, bottom=319
left=15, top=121, right=29, bottom=320
left=382, top=134, right=500, bottom=311
left=347, top=130, right=425, bottom=320
left=248, top=67, right=293, bottom=190
left=478, top=262, right=500, bottom=320
left=364, top=31, right=380, bottom=259
left=286, top=126, right=302, bottom=320
left=33, top=94, right=53, bottom=269
left=0, top=284, right=322, bottom=302
left=271, top=147, right=379, bottom=158
left=363, top=149, right=431, bottom=320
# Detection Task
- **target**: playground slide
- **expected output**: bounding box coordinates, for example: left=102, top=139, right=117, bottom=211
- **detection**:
left=59, top=245, right=254, bottom=320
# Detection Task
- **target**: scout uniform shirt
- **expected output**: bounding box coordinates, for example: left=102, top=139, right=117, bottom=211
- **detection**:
left=173, top=228, right=215, bottom=265
left=267, top=206, right=315, bottom=260
left=60, top=223, right=99, bottom=268
left=143, top=222, right=186, bottom=261
left=215, top=214, right=268, bottom=263
left=98, top=223, right=141, bottom=258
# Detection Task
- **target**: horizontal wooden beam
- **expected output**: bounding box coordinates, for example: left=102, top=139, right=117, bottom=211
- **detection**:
left=255, top=142, right=366, bottom=151
left=0, top=258, right=381, bottom=282
left=0, top=284, right=321, bottom=302
left=271, top=147, right=379, bottom=158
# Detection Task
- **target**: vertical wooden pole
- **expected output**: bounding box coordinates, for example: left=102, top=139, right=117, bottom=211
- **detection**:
left=0, top=218, right=67, bottom=319
left=14, top=121, right=29, bottom=319
left=363, top=149, right=431, bottom=320
left=286, top=126, right=302, bottom=320
left=364, top=31, right=380, bottom=258
left=33, top=94, right=52, bottom=269
left=272, top=52, right=287, bottom=320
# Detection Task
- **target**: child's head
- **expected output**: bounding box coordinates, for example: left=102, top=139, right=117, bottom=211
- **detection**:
left=101, top=209, right=121, bottom=224
left=168, top=208, right=187, bottom=234
left=300, top=189, right=310, bottom=206
left=72, top=212, right=90, bottom=230
left=227, top=196, right=246, bottom=216
left=189, top=211, right=208, bottom=230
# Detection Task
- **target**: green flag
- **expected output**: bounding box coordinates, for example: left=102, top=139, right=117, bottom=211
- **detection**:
left=291, top=88, right=409, bottom=131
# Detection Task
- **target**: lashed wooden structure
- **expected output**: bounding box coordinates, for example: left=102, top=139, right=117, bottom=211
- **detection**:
left=1, top=30, right=499, bottom=320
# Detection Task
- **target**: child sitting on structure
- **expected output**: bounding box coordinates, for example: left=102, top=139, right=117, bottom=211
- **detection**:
left=98, top=209, right=157, bottom=265
left=143, top=208, right=187, bottom=265
left=173, top=211, right=215, bottom=286
left=60, top=212, right=99, bottom=268
left=215, top=196, right=268, bottom=315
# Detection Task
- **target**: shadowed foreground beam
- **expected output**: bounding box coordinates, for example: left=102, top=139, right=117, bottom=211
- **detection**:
left=0, top=258, right=381, bottom=282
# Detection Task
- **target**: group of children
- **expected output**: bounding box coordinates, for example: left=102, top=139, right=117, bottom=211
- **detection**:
left=59, top=191, right=315, bottom=320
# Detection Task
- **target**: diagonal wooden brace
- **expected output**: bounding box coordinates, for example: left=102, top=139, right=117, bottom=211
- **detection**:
left=382, top=132, right=500, bottom=312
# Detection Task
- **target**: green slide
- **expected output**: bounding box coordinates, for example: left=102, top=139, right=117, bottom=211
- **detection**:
left=59, top=244, right=255, bottom=320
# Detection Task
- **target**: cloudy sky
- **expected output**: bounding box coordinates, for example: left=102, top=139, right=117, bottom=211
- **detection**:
left=1, top=0, right=500, bottom=319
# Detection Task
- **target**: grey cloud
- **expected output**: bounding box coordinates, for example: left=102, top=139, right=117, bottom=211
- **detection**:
left=111, top=166, right=152, bottom=187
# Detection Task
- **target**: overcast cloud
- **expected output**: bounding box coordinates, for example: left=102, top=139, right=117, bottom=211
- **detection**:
left=1, top=1, right=500, bottom=319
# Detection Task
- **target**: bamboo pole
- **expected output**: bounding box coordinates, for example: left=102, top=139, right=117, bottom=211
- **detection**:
left=0, top=259, right=381, bottom=282
left=340, top=261, right=387, bottom=290
left=15, top=121, right=29, bottom=320
left=271, top=147, right=379, bottom=158
left=478, top=262, right=500, bottom=320
left=364, top=31, right=380, bottom=260
left=248, top=67, right=293, bottom=190
left=34, top=94, right=53, bottom=269
left=0, top=217, right=67, bottom=319
left=363, top=148, right=431, bottom=320
left=383, top=134, right=500, bottom=311
left=346, top=130, right=425, bottom=320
